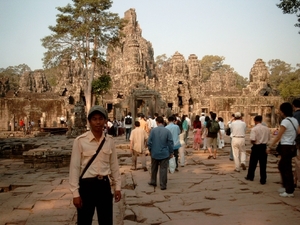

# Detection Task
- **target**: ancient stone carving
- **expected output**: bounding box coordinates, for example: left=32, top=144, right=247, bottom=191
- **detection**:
left=243, top=59, right=276, bottom=96
left=19, top=70, right=51, bottom=93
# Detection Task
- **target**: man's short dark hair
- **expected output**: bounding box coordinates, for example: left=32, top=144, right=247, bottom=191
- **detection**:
left=156, top=116, right=164, bottom=124
left=292, top=98, right=300, bottom=108
left=254, top=115, right=262, bottom=122
left=168, top=116, right=175, bottom=122
left=211, top=112, right=217, bottom=120
left=135, top=121, right=140, bottom=127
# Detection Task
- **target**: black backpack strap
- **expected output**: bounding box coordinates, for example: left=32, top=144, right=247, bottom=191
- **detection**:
left=79, top=137, right=106, bottom=180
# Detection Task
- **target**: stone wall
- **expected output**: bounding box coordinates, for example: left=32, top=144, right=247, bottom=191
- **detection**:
left=0, top=95, right=66, bottom=131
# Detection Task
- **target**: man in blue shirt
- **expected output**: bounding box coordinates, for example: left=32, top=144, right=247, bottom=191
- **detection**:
left=148, top=116, right=174, bottom=190
left=165, top=116, right=181, bottom=171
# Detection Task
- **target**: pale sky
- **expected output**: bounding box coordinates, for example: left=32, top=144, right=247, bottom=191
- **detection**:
left=0, top=0, right=299, bottom=78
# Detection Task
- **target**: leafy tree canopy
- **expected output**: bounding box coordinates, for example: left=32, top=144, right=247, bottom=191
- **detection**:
left=199, top=55, right=225, bottom=81
left=41, top=0, right=123, bottom=69
left=278, top=68, right=300, bottom=99
left=267, top=59, right=293, bottom=89
left=0, top=64, right=31, bottom=90
left=41, top=0, right=123, bottom=111
left=277, top=0, right=300, bottom=33
left=155, top=54, right=169, bottom=68
left=92, top=74, right=112, bottom=105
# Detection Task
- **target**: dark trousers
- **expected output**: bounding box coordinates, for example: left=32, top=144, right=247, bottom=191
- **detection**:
left=125, top=128, right=131, bottom=141
left=78, top=176, right=113, bottom=225
left=173, top=149, right=179, bottom=168
left=150, top=157, right=169, bottom=189
left=278, top=145, right=296, bottom=194
left=246, top=144, right=267, bottom=183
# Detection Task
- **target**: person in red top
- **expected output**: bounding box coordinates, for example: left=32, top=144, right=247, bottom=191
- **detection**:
left=19, top=119, right=25, bottom=131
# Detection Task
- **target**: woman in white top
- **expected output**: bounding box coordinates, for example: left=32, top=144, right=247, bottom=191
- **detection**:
left=268, top=102, right=300, bottom=197
left=217, top=117, right=225, bottom=149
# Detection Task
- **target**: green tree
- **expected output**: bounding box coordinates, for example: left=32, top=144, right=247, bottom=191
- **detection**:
left=199, top=55, right=225, bottom=81
left=0, top=64, right=31, bottom=90
left=234, top=72, right=249, bottom=90
left=267, top=59, right=293, bottom=89
left=155, top=54, right=169, bottom=68
left=92, top=74, right=112, bottom=105
left=41, top=0, right=123, bottom=113
left=278, top=68, right=300, bottom=99
left=277, top=0, right=300, bottom=33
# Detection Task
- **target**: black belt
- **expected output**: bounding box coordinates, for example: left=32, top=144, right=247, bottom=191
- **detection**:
left=233, top=136, right=244, bottom=138
left=82, top=175, right=108, bottom=181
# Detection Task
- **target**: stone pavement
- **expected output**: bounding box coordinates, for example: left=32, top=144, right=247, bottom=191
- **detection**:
left=0, top=132, right=299, bottom=225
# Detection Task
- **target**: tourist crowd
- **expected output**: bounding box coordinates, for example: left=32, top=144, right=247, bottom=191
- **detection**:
left=68, top=99, right=300, bottom=224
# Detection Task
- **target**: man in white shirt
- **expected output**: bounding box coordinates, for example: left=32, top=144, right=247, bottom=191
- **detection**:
left=185, top=114, right=191, bottom=143
left=69, top=105, right=121, bottom=224
left=130, top=121, right=148, bottom=171
left=231, top=112, right=247, bottom=172
left=245, top=115, right=270, bottom=184
left=200, top=113, right=205, bottom=125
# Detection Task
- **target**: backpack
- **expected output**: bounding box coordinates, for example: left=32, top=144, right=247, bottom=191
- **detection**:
left=125, top=117, right=132, bottom=125
left=113, top=121, right=118, bottom=128
left=208, top=120, right=220, bottom=133
left=225, top=127, right=231, bottom=136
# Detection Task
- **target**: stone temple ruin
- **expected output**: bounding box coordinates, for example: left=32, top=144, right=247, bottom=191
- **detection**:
left=0, top=8, right=283, bottom=132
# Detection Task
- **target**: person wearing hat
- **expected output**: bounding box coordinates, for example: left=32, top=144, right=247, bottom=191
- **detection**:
left=230, top=112, right=247, bottom=172
left=69, top=105, right=121, bottom=225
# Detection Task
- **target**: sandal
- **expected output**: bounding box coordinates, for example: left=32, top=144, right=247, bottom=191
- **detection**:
left=207, top=155, right=213, bottom=159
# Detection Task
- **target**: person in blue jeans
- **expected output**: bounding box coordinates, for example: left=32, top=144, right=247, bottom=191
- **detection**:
left=148, top=116, right=174, bottom=190
left=165, top=116, right=181, bottom=171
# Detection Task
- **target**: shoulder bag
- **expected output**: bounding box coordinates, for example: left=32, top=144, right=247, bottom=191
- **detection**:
left=286, top=118, right=300, bottom=147
left=79, top=138, right=106, bottom=181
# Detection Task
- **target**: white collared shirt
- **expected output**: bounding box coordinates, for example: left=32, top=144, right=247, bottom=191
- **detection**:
left=69, top=131, right=121, bottom=198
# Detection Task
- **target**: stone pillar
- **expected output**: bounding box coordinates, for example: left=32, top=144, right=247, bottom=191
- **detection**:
left=271, top=106, right=275, bottom=128
left=41, top=112, right=46, bottom=128
left=244, top=107, right=248, bottom=127
left=10, top=115, right=15, bottom=131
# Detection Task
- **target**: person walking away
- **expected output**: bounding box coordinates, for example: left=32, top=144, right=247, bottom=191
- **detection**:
left=206, top=113, right=222, bottom=159
left=267, top=102, right=299, bottom=197
left=178, top=120, right=186, bottom=166
left=112, top=117, right=118, bottom=137
left=227, top=114, right=235, bottom=161
left=192, top=115, right=202, bottom=151
left=69, top=105, right=121, bottom=225
left=217, top=117, right=225, bottom=149
left=201, top=116, right=210, bottom=151
left=129, top=121, right=149, bottom=171
left=181, top=115, right=189, bottom=145
left=245, top=116, right=270, bottom=184
left=124, top=112, right=133, bottom=141
left=200, top=112, right=205, bottom=126
left=139, top=114, right=149, bottom=133
left=185, top=114, right=191, bottom=143
left=165, top=116, right=181, bottom=171
left=147, top=116, right=174, bottom=190
left=231, top=112, right=247, bottom=172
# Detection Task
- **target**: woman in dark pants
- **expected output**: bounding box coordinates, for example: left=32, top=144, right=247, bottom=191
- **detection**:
left=268, top=102, right=300, bottom=197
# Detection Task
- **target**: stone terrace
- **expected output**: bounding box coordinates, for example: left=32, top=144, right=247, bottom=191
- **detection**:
left=0, top=132, right=299, bottom=225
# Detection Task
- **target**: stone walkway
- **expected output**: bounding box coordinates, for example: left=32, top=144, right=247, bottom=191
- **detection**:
left=0, top=133, right=299, bottom=225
